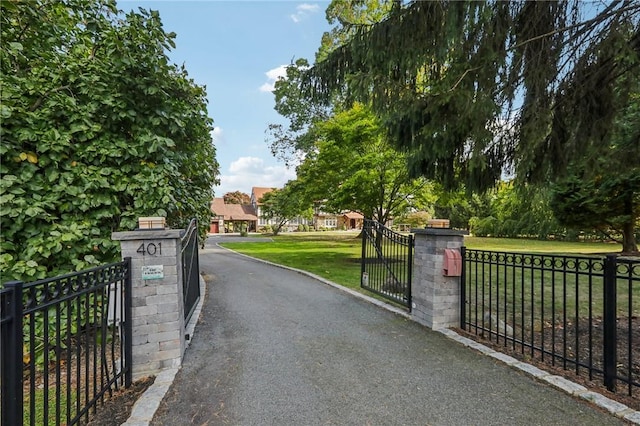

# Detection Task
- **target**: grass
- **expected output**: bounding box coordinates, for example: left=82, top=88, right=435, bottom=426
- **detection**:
left=24, top=385, right=76, bottom=425
left=464, top=237, right=620, bottom=255
left=221, top=232, right=363, bottom=290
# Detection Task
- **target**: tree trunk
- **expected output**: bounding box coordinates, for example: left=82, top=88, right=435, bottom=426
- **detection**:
left=621, top=193, right=638, bottom=254
left=621, top=220, right=638, bottom=253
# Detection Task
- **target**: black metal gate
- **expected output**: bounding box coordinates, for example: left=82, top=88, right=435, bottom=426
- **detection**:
left=1, top=260, right=132, bottom=426
left=361, top=219, right=413, bottom=309
left=181, top=218, right=201, bottom=323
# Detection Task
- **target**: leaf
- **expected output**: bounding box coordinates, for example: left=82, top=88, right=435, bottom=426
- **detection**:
left=0, top=105, right=11, bottom=119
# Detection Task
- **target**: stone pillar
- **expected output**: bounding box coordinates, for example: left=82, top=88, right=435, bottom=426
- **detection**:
left=112, top=229, right=185, bottom=380
left=411, top=228, right=467, bottom=330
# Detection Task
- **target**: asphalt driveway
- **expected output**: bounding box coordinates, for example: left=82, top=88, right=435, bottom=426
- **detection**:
left=150, top=238, right=623, bottom=425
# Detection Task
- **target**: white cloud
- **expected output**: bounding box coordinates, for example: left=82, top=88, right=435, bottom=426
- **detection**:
left=290, top=3, right=320, bottom=23
left=211, top=127, right=224, bottom=145
left=259, top=64, right=288, bottom=93
left=214, top=156, right=296, bottom=197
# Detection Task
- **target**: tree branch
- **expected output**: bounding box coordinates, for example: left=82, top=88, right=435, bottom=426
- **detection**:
left=29, top=85, right=73, bottom=112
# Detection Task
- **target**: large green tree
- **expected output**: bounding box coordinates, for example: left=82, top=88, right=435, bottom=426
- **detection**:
left=259, top=182, right=312, bottom=235
left=0, top=0, right=219, bottom=282
left=305, top=1, right=640, bottom=190
left=296, top=104, right=426, bottom=224
left=550, top=90, right=640, bottom=252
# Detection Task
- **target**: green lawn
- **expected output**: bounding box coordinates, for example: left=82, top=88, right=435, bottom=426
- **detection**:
left=463, top=236, right=619, bottom=254
left=221, top=232, right=363, bottom=289
left=219, top=232, right=621, bottom=292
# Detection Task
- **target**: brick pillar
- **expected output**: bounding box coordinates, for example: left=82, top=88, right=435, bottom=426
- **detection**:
left=411, top=228, right=467, bottom=330
left=112, top=229, right=185, bottom=380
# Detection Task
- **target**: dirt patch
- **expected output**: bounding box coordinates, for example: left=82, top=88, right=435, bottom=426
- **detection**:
left=85, top=376, right=154, bottom=425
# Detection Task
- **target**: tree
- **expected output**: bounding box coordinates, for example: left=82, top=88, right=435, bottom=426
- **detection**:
left=549, top=89, right=640, bottom=252
left=267, top=1, right=391, bottom=166
left=259, top=182, right=312, bottom=235
left=316, top=0, right=394, bottom=62
left=467, top=182, right=563, bottom=239
left=223, top=191, right=251, bottom=205
left=295, top=104, right=426, bottom=224
left=266, top=58, right=330, bottom=167
left=549, top=54, right=640, bottom=252
left=0, top=0, right=219, bottom=282
left=551, top=171, right=639, bottom=252
left=305, top=1, right=640, bottom=191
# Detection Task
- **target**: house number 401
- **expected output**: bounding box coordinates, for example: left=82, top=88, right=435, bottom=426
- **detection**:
left=137, top=242, right=162, bottom=256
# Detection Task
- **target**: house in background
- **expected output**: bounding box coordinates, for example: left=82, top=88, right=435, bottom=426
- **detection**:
left=210, top=187, right=365, bottom=234
left=210, top=198, right=257, bottom=233
left=339, top=211, right=364, bottom=230
left=313, top=203, right=364, bottom=230
left=250, top=187, right=276, bottom=230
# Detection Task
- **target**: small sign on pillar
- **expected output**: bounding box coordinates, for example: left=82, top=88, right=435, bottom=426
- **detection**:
left=142, top=265, right=164, bottom=280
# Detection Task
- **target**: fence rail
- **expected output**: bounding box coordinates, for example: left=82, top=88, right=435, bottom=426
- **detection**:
left=461, top=248, right=639, bottom=398
left=1, top=259, right=132, bottom=426
left=181, top=218, right=201, bottom=323
left=361, top=219, right=413, bottom=309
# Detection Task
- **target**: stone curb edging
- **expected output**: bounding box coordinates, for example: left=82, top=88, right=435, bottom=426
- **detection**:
left=121, top=275, right=207, bottom=426
left=122, top=245, right=639, bottom=425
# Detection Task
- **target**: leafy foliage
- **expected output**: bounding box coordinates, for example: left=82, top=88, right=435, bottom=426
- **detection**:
left=259, top=183, right=312, bottom=235
left=295, top=104, right=427, bottom=224
left=468, top=183, right=563, bottom=239
left=306, top=1, right=640, bottom=192
left=0, top=1, right=219, bottom=282
left=223, top=191, right=251, bottom=205
left=550, top=87, right=640, bottom=252
left=266, top=58, right=330, bottom=166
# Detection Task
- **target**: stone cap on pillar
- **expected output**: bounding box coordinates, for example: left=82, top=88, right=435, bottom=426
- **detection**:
left=411, top=228, right=469, bottom=237
left=112, top=229, right=183, bottom=241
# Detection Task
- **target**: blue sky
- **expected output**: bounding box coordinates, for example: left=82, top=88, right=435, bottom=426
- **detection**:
left=118, top=1, right=331, bottom=197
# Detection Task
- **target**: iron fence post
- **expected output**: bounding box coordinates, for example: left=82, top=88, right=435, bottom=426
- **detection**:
left=407, top=234, right=414, bottom=313
left=360, top=220, right=368, bottom=287
left=603, top=255, right=617, bottom=392
left=2, top=281, right=24, bottom=426
left=123, top=258, right=133, bottom=388
left=460, top=246, right=466, bottom=330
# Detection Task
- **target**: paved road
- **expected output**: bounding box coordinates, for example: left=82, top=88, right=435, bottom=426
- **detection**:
left=150, top=239, right=622, bottom=425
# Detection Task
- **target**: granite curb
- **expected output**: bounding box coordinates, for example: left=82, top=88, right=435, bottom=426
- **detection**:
left=121, top=245, right=639, bottom=425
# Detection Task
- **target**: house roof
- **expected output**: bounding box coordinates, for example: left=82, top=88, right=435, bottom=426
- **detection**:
left=343, top=211, right=364, bottom=219
left=251, top=187, right=275, bottom=204
left=211, top=198, right=257, bottom=221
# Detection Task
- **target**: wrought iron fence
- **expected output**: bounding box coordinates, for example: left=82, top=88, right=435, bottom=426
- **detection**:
left=0, top=259, right=132, bottom=426
left=461, top=248, right=639, bottom=398
left=181, top=218, right=201, bottom=323
left=361, top=219, right=413, bottom=309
